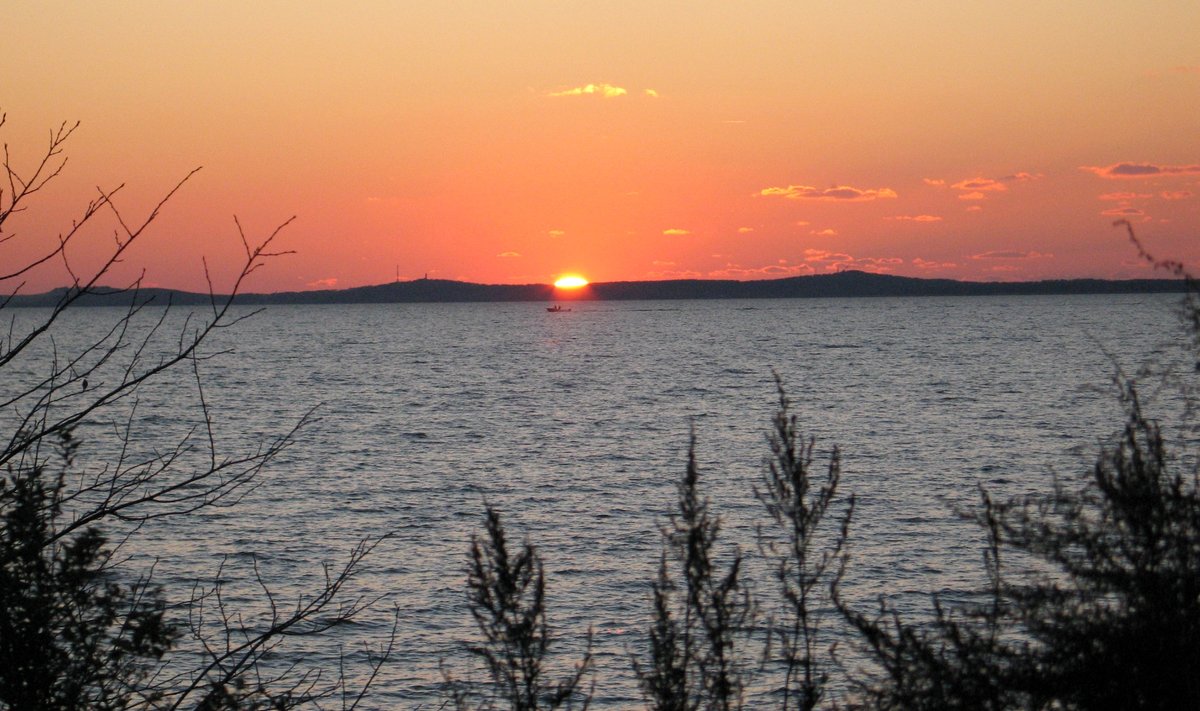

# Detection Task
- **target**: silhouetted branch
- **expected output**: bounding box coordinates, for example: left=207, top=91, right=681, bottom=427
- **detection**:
left=1, top=112, right=391, bottom=709
left=755, top=373, right=854, bottom=711
left=635, top=432, right=752, bottom=711
left=448, top=506, right=592, bottom=711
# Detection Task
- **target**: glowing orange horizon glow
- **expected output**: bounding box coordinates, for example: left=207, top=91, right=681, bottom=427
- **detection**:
left=2, top=5, right=1198, bottom=293
left=553, top=275, right=589, bottom=289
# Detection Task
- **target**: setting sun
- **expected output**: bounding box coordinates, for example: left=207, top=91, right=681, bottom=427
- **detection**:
left=554, top=275, right=589, bottom=289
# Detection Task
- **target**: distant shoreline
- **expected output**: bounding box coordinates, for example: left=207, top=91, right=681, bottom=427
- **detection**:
left=8, top=269, right=1189, bottom=308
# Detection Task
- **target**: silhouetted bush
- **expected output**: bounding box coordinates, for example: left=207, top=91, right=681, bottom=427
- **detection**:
left=445, top=506, right=592, bottom=710
left=0, top=429, right=174, bottom=709
left=632, top=434, right=753, bottom=711
left=0, top=111, right=390, bottom=709
left=836, top=224, right=1200, bottom=710
left=458, top=223, right=1199, bottom=709
left=755, top=376, right=854, bottom=711
left=836, top=373, right=1200, bottom=710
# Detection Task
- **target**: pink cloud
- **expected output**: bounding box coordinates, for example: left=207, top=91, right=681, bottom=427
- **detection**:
left=952, top=177, right=1008, bottom=192
left=1098, top=192, right=1152, bottom=201
left=804, top=249, right=851, bottom=262
left=737, top=226, right=755, bottom=234
left=498, top=251, right=521, bottom=258
left=662, top=228, right=691, bottom=236
left=307, top=277, right=338, bottom=288
left=792, top=250, right=903, bottom=274
left=888, top=214, right=943, bottom=222
left=646, top=268, right=704, bottom=279
left=1100, top=206, right=1146, bottom=216
left=810, top=228, right=838, bottom=236
left=1081, top=163, right=1200, bottom=179
left=1161, top=190, right=1193, bottom=200
left=923, top=178, right=946, bottom=186
left=965, top=205, right=984, bottom=212
left=912, top=258, right=958, bottom=270
left=999, top=172, right=1043, bottom=183
left=970, top=250, right=1053, bottom=260
left=708, top=263, right=816, bottom=279
left=958, top=191, right=987, bottom=201
left=759, top=184, right=898, bottom=201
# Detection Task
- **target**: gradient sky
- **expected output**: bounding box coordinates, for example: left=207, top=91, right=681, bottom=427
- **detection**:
left=3, top=1, right=1198, bottom=293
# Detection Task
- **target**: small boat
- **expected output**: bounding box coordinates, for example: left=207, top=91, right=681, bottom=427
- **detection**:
left=546, top=305, right=571, bottom=312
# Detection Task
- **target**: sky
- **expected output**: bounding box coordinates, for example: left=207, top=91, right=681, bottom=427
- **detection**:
left=2, top=1, right=1198, bottom=293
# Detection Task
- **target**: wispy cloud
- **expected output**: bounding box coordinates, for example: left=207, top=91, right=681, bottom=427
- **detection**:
left=547, top=229, right=565, bottom=237
left=999, top=172, right=1043, bottom=183
left=549, top=82, right=628, bottom=98
left=1161, top=190, right=1193, bottom=200
left=644, top=88, right=660, bottom=98
left=804, top=249, right=851, bottom=262
left=970, top=250, right=1053, bottom=260
left=888, top=214, right=943, bottom=222
left=912, top=258, right=958, bottom=270
left=737, top=226, right=755, bottom=234
left=1081, top=162, right=1200, bottom=179
left=646, top=268, right=705, bottom=279
left=792, top=249, right=904, bottom=274
left=706, top=263, right=815, bottom=279
left=810, top=228, right=838, bottom=236
left=498, top=251, right=521, bottom=258
left=662, top=228, right=691, bottom=236
left=759, top=184, right=898, bottom=202
left=307, top=277, right=338, bottom=288
left=1098, top=192, right=1153, bottom=201
left=923, top=178, right=946, bottom=186
left=965, top=205, right=983, bottom=212
left=952, top=177, right=1008, bottom=192
left=948, top=172, right=1040, bottom=201
left=1100, top=206, right=1146, bottom=217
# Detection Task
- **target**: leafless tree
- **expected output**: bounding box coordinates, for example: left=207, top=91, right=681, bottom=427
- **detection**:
left=0, top=109, right=392, bottom=709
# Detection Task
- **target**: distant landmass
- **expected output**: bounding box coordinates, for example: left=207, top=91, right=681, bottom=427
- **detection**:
left=9, top=270, right=1190, bottom=308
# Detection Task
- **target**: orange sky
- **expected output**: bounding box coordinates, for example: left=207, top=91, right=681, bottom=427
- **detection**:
left=3, top=2, right=1198, bottom=293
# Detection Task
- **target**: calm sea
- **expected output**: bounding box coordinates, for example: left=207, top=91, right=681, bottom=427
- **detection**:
left=5, top=294, right=1193, bottom=707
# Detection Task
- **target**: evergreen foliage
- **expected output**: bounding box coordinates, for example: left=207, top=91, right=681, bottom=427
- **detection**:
left=633, top=435, right=752, bottom=711
left=755, top=377, right=853, bottom=711
left=0, top=430, right=174, bottom=710
left=447, top=506, right=592, bottom=711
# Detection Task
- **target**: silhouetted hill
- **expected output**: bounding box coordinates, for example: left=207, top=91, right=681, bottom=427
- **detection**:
left=8, top=271, right=1188, bottom=308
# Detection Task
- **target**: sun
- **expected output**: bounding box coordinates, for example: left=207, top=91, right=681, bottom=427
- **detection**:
left=553, top=274, right=589, bottom=289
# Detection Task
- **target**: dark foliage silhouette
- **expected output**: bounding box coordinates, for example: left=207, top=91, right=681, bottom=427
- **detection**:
left=837, top=224, right=1200, bottom=710
left=0, top=111, right=391, bottom=709
left=634, top=435, right=753, bottom=711
left=837, top=377, right=1200, bottom=710
left=447, top=506, right=592, bottom=711
left=755, top=375, right=854, bottom=711
left=0, top=429, right=174, bottom=709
